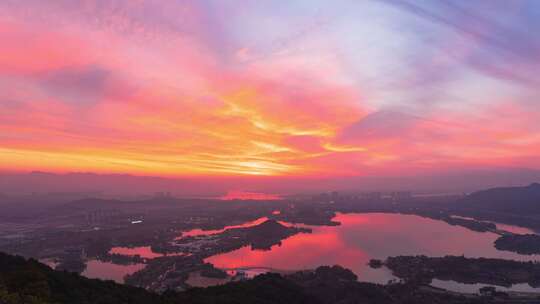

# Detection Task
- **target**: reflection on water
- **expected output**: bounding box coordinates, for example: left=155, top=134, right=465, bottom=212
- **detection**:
left=60, top=212, right=540, bottom=291
left=82, top=260, right=145, bottom=283
left=494, top=223, right=536, bottom=235
left=179, top=217, right=269, bottom=238
left=40, top=257, right=144, bottom=283
left=206, top=213, right=540, bottom=289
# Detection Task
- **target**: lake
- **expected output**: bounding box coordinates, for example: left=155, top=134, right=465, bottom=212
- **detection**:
left=205, top=212, right=540, bottom=292
left=83, top=260, right=145, bottom=283
left=41, top=258, right=145, bottom=284
left=82, top=212, right=540, bottom=292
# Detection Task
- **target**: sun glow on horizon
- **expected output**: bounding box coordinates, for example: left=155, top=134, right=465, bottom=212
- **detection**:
left=219, top=191, right=282, bottom=201
left=1, top=1, right=540, bottom=178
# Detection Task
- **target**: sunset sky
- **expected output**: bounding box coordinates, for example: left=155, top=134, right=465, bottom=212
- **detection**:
left=1, top=0, right=540, bottom=180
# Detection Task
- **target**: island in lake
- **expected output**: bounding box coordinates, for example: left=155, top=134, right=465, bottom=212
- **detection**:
left=495, top=234, right=540, bottom=255
left=371, top=255, right=540, bottom=288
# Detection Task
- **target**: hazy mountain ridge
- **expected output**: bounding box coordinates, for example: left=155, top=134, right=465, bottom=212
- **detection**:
left=2, top=169, right=540, bottom=197
left=462, top=183, right=540, bottom=214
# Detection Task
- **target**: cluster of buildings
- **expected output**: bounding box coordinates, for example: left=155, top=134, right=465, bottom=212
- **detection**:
left=85, top=209, right=121, bottom=225
left=316, top=191, right=413, bottom=202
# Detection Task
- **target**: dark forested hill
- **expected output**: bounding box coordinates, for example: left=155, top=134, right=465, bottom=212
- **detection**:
left=0, top=252, right=161, bottom=304
left=461, top=183, right=540, bottom=215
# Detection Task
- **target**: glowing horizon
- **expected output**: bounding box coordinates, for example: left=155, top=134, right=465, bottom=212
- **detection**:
left=1, top=1, right=539, bottom=178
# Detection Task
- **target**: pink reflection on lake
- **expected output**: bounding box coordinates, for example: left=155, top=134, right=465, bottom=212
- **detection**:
left=206, top=213, right=540, bottom=285
left=82, top=260, right=145, bottom=283
left=494, top=223, right=536, bottom=235
left=180, top=217, right=269, bottom=238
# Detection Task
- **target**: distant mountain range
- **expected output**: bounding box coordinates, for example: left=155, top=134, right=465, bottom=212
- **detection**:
left=2, top=169, right=540, bottom=197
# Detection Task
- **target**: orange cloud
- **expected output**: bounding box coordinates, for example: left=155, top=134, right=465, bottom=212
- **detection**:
left=1, top=2, right=539, bottom=179
left=0, top=18, right=365, bottom=176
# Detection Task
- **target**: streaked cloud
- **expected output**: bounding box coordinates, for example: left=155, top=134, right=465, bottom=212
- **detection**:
left=0, top=0, right=539, bottom=178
